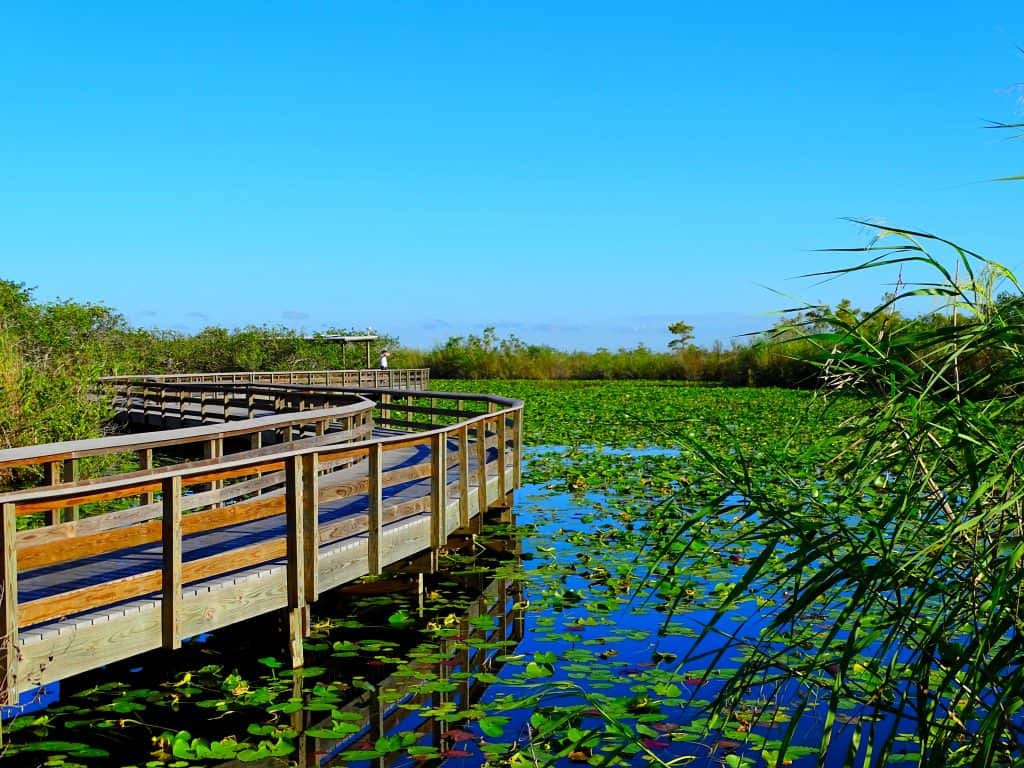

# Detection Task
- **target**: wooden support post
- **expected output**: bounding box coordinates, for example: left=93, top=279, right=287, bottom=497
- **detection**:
left=367, top=443, right=383, bottom=576
left=204, top=439, right=223, bottom=505
left=285, top=453, right=317, bottom=667
left=497, top=412, right=508, bottom=500
left=159, top=386, right=167, bottom=424
left=63, top=459, right=79, bottom=521
left=247, top=391, right=256, bottom=420
left=457, top=426, right=470, bottom=529
left=475, top=421, right=488, bottom=516
left=287, top=607, right=309, bottom=669
left=143, top=385, right=151, bottom=424
left=177, top=387, right=185, bottom=426
left=430, top=397, right=437, bottom=425
left=369, top=687, right=385, bottom=768
left=139, top=448, right=155, bottom=506
left=513, top=410, right=523, bottom=488
left=301, top=453, right=318, bottom=602
left=161, top=476, right=182, bottom=650
left=2, top=502, right=19, bottom=709
left=222, top=390, right=232, bottom=422
left=43, top=460, right=61, bottom=526
left=199, top=390, right=207, bottom=422
left=430, top=433, right=447, bottom=571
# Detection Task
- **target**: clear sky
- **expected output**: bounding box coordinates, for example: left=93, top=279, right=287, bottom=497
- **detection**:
left=2, top=2, right=1023, bottom=351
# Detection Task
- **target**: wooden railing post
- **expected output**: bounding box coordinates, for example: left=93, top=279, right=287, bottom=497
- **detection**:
left=285, top=452, right=318, bottom=667
left=497, top=411, right=508, bottom=500
left=161, top=476, right=182, bottom=650
left=43, top=460, right=61, bottom=526
left=475, top=420, right=488, bottom=516
left=457, top=426, right=470, bottom=529
left=63, top=459, right=79, bottom=521
left=302, top=452, right=318, bottom=602
left=204, top=439, right=223, bottom=504
left=142, top=385, right=151, bottom=424
left=513, top=408, right=523, bottom=488
left=367, top=443, right=383, bottom=575
left=139, top=448, right=155, bottom=506
left=430, top=432, right=447, bottom=571
left=2, top=502, right=18, bottom=709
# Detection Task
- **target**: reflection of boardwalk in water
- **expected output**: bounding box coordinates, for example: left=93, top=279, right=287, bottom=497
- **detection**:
left=269, top=563, right=526, bottom=768
left=0, top=373, right=524, bottom=709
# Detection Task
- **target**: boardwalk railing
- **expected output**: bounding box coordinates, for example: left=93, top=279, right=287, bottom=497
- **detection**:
left=102, top=367, right=430, bottom=390
left=0, top=376, right=522, bottom=712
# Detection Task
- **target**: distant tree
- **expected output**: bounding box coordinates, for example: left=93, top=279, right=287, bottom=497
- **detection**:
left=667, top=321, right=695, bottom=350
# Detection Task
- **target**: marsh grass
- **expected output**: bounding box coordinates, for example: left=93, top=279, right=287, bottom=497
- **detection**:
left=669, top=227, right=1024, bottom=767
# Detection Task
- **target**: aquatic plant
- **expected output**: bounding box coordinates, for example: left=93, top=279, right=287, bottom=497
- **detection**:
left=666, top=233, right=1024, bottom=766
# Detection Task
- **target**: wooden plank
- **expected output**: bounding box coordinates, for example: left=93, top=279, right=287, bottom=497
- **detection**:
left=2, top=502, right=17, bottom=705
left=162, top=476, right=182, bottom=650
left=18, top=602, right=163, bottom=690
left=20, top=530, right=291, bottom=630
left=17, top=472, right=287, bottom=556
left=377, top=417, right=444, bottom=432
left=367, top=443, right=383, bottom=575
left=0, top=402, right=374, bottom=471
left=19, top=570, right=163, bottom=628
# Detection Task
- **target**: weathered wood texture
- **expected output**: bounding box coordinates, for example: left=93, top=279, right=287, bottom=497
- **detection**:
left=102, top=368, right=429, bottom=390
left=0, top=377, right=522, bottom=700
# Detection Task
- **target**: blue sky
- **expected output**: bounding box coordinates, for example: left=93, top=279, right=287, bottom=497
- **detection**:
left=2, top=3, right=1023, bottom=351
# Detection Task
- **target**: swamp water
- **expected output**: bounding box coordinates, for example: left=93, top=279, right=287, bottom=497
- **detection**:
left=2, top=447, right=920, bottom=768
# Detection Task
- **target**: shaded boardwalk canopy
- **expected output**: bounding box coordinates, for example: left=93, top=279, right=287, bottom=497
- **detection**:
left=0, top=370, right=523, bottom=712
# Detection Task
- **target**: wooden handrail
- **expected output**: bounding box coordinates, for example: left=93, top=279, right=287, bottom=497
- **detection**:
left=0, top=400, right=374, bottom=471
left=0, top=376, right=523, bottom=704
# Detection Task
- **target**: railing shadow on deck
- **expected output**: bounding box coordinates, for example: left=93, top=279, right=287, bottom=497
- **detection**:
left=0, top=373, right=523, bottom=718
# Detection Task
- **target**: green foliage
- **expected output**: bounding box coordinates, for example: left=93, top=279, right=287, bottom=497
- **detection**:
left=665, top=233, right=1024, bottom=766
left=0, top=281, right=123, bottom=485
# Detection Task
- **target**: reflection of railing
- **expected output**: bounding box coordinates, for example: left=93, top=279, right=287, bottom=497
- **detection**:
left=282, top=575, right=525, bottom=768
left=102, top=368, right=430, bottom=390
left=0, top=375, right=523, bottom=713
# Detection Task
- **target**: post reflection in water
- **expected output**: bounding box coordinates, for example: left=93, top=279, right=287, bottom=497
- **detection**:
left=284, top=517, right=524, bottom=768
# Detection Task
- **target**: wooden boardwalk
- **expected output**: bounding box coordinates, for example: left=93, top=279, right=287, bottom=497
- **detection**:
left=0, top=372, right=523, bottom=707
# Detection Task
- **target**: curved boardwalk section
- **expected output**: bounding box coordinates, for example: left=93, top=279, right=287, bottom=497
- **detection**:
left=0, top=373, right=523, bottom=708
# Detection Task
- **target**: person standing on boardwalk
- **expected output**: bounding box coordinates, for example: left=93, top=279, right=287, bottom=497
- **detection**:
left=379, top=349, right=389, bottom=370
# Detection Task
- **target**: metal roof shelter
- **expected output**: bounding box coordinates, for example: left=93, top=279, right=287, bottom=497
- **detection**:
left=302, top=335, right=379, bottom=368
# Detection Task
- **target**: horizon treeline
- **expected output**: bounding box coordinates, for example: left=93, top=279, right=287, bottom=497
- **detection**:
left=3, top=277, right=1018, bottom=453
